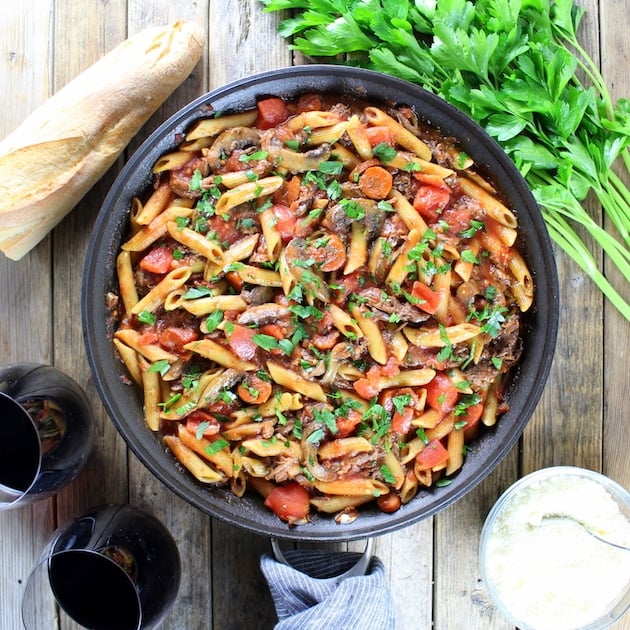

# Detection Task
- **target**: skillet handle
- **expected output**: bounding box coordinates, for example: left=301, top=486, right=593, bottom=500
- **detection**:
left=270, top=537, right=374, bottom=586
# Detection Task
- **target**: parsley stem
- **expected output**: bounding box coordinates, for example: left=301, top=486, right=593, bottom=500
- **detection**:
left=544, top=210, right=630, bottom=321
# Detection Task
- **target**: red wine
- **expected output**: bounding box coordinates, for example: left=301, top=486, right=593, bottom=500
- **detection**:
left=48, top=551, right=141, bottom=630
left=0, top=393, right=40, bottom=493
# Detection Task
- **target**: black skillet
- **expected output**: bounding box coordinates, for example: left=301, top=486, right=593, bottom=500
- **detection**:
left=82, top=65, right=559, bottom=542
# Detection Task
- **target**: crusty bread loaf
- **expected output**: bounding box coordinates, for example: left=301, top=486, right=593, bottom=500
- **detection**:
left=0, top=20, right=205, bottom=260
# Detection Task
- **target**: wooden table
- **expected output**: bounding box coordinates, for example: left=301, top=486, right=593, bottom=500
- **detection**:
left=1, top=1, right=628, bottom=628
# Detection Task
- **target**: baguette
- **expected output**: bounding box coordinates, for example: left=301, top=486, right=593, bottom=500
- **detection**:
left=0, top=20, right=205, bottom=260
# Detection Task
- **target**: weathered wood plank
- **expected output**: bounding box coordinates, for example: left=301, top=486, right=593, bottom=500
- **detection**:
left=375, top=520, right=434, bottom=630
left=601, top=0, right=630, bottom=624
left=601, top=0, right=630, bottom=494
left=0, top=3, right=56, bottom=630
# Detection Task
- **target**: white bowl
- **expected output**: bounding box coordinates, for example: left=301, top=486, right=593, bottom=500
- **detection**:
left=480, top=466, right=630, bottom=630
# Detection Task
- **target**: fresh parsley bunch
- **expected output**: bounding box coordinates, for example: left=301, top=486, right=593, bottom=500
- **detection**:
left=261, top=0, right=630, bottom=320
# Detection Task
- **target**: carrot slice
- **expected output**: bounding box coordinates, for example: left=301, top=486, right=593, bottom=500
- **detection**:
left=358, top=165, right=393, bottom=200
left=237, top=374, right=272, bottom=404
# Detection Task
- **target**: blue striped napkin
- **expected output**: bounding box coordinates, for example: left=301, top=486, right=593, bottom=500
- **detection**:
left=260, top=548, right=397, bottom=629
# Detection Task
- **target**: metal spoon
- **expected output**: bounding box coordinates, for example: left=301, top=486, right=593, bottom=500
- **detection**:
left=539, top=513, right=630, bottom=552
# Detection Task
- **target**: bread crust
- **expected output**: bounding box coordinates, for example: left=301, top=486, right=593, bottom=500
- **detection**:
left=0, top=20, right=205, bottom=260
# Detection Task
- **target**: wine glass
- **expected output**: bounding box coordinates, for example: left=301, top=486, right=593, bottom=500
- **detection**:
left=22, top=504, right=182, bottom=630
left=0, top=363, right=94, bottom=509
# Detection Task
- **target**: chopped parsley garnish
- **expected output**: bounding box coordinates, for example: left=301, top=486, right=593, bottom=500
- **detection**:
left=459, top=219, right=485, bottom=239
left=183, top=286, right=215, bottom=299
left=380, top=464, right=396, bottom=484
left=137, top=311, right=156, bottom=325
left=205, top=310, right=223, bottom=332
left=148, top=359, right=170, bottom=377
left=372, top=142, right=397, bottom=163
left=318, top=160, right=344, bottom=175
left=205, top=438, right=230, bottom=455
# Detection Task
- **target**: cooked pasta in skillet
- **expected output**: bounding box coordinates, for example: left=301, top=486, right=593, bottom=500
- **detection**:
left=109, top=93, right=533, bottom=525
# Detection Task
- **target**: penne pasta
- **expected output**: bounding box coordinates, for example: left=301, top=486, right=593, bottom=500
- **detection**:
left=328, top=303, right=364, bottom=339
left=214, top=176, right=284, bottom=215
left=116, top=251, right=139, bottom=314
left=110, top=93, right=533, bottom=525
left=184, top=339, right=257, bottom=372
left=130, top=267, right=192, bottom=315
left=185, top=110, right=258, bottom=140
left=152, top=151, right=194, bottom=174
left=166, top=222, right=225, bottom=265
left=163, top=436, right=225, bottom=483
left=122, top=206, right=194, bottom=252
left=458, top=176, right=518, bottom=228
left=176, top=424, right=234, bottom=478
left=314, top=478, right=390, bottom=497
left=403, top=323, right=482, bottom=348
left=349, top=304, right=388, bottom=365
left=112, top=338, right=142, bottom=387
left=134, top=181, right=173, bottom=224
left=141, top=362, right=161, bottom=431
left=345, top=115, right=373, bottom=160
left=114, top=328, right=178, bottom=364
left=309, top=495, right=374, bottom=513
left=364, top=106, right=432, bottom=161
left=266, top=361, right=327, bottom=402
left=259, top=207, right=283, bottom=262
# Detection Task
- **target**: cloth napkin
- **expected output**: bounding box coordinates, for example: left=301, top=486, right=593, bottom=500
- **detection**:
left=260, top=548, right=397, bottom=629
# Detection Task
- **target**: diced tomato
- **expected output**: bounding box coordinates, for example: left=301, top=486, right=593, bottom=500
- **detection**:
left=296, top=93, right=323, bottom=113
left=269, top=204, right=296, bottom=242
left=440, top=207, right=474, bottom=235
left=392, top=405, right=414, bottom=434
left=140, top=246, right=173, bottom=274
left=137, top=330, right=159, bottom=346
left=330, top=271, right=372, bottom=305
left=415, top=438, right=449, bottom=471
left=159, top=327, right=198, bottom=353
left=380, top=387, right=418, bottom=434
left=255, top=97, right=290, bottom=130
left=207, top=214, right=241, bottom=245
left=222, top=151, right=253, bottom=173
left=377, top=356, right=401, bottom=378
left=410, top=281, right=441, bottom=315
left=260, top=323, right=286, bottom=340
left=273, top=175, right=301, bottom=207
left=425, top=372, right=459, bottom=417
left=335, top=409, right=363, bottom=438
left=353, top=377, right=379, bottom=400
left=185, top=411, right=221, bottom=437
left=227, top=324, right=258, bottom=361
left=353, top=357, right=402, bottom=400
left=264, top=482, right=310, bottom=524
left=482, top=217, right=511, bottom=265
left=413, top=185, right=451, bottom=223
left=366, top=125, right=394, bottom=147
left=462, top=402, right=484, bottom=442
